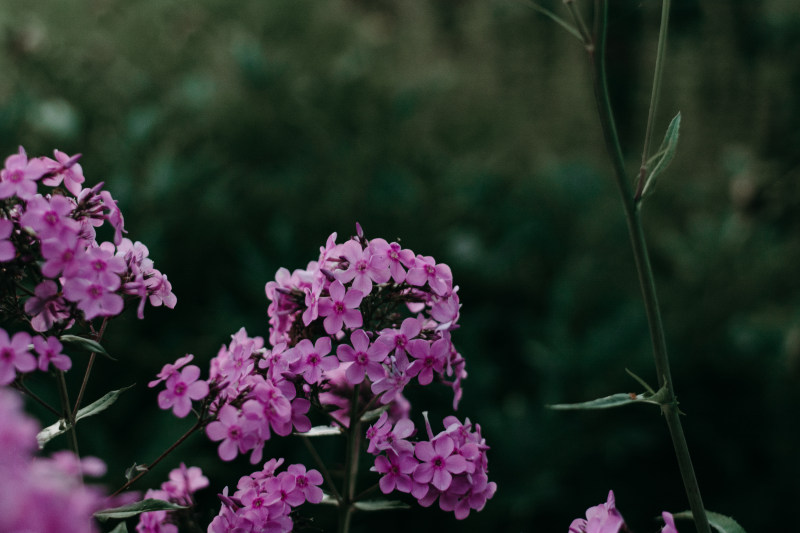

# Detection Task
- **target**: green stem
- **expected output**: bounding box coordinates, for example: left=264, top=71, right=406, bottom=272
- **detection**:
left=56, top=370, right=80, bottom=458
left=587, top=3, right=711, bottom=533
left=338, top=384, right=362, bottom=533
left=302, top=435, right=342, bottom=503
left=111, top=418, right=203, bottom=497
left=72, top=317, right=109, bottom=418
left=636, top=0, right=673, bottom=201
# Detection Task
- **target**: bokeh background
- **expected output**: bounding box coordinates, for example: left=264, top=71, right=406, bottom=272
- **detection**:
left=3, top=0, right=800, bottom=531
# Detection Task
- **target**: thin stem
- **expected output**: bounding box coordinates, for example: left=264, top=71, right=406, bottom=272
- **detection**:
left=301, top=435, right=342, bottom=503
left=72, top=317, right=109, bottom=417
left=338, top=384, right=362, bottom=533
left=12, top=380, right=62, bottom=417
left=588, top=2, right=711, bottom=533
left=111, top=419, right=203, bottom=497
left=56, top=370, right=80, bottom=457
left=637, top=0, right=673, bottom=201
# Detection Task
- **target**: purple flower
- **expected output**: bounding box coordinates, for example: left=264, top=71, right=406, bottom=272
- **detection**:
left=62, top=276, right=124, bottom=320
left=24, top=281, right=71, bottom=332
left=372, top=450, right=418, bottom=494
left=40, top=150, right=85, bottom=195
left=206, top=404, right=258, bottom=461
left=406, top=337, right=448, bottom=386
left=317, top=280, right=363, bottom=335
left=40, top=232, right=81, bottom=279
left=0, top=330, right=36, bottom=385
left=286, top=463, right=324, bottom=504
left=568, top=490, right=626, bottom=533
left=369, top=238, right=415, bottom=283
left=0, top=146, right=47, bottom=200
left=157, top=365, right=209, bottom=418
left=149, top=354, right=194, bottom=388
left=0, top=219, right=15, bottom=262
left=161, top=463, right=209, bottom=504
left=336, top=329, right=390, bottom=385
left=406, top=255, right=453, bottom=296
left=661, top=512, right=679, bottom=533
left=335, top=239, right=390, bottom=295
left=287, top=337, right=337, bottom=385
left=32, top=336, right=71, bottom=372
left=19, top=194, right=80, bottom=241
left=413, top=435, right=469, bottom=491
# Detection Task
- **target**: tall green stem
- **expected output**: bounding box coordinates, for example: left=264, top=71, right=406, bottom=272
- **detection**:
left=338, top=384, right=362, bottom=533
left=584, top=2, right=710, bottom=532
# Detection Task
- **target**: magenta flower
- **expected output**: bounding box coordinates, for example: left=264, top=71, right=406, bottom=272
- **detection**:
left=661, top=512, right=679, bottom=533
left=377, top=316, right=423, bottom=368
left=40, top=232, right=81, bottom=279
left=286, top=464, right=324, bottom=504
left=78, top=245, right=127, bottom=287
left=288, top=337, right=337, bottom=385
left=413, top=435, right=469, bottom=491
left=157, top=364, right=209, bottom=418
left=0, top=329, right=36, bottom=385
left=24, top=280, right=71, bottom=332
left=372, top=450, right=418, bottom=494
left=40, top=150, right=86, bottom=195
left=335, top=239, right=390, bottom=295
left=62, top=277, right=124, bottom=320
left=0, top=219, right=15, bottom=262
left=19, top=195, right=80, bottom=241
left=406, top=255, right=453, bottom=296
left=317, top=280, right=363, bottom=335
left=149, top=353, right=194, bottom=388
left=32, top=336, right=71, bottom=372
left=406, top=338, right=448, bottom=386
left=162, top=463, right=209, bottom=503
left=369, top=238, right=415, bottom=283
left=206, top=404, right=258, bottom=461
left=0, top=146, right=47, bottom=199
left=336, top=329, right=391, bottom=385
left=568, top=490, right=626, bottom=533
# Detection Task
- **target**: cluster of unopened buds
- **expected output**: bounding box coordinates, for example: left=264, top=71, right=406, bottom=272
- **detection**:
left=148, top=224, right=496, bottom=531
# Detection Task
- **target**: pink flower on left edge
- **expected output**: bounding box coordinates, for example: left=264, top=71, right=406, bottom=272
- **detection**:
left=157, top=365, right=209, bottom=418
left=569, top=490, right=626, bottom=533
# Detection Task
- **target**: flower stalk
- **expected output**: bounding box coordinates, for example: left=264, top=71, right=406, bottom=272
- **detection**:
left=580, top=1, right=711, bottom=532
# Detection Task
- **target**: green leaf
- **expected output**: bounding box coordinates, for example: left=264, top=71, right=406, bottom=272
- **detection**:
left=94, top=499, right=188, bottom=521
left=107, top=522, right=129, bottom=533
left=548, top=383, right=670, bottom=411
left=360, top=404, right=390, bottom=423
left=36, top=384, right=135, bottom=448
left=353, top=500, right=411, bottom=512
left=295, top=425, right=343, bottom=437
left=640, top=111, right=681, bottom=201
left=672, top=510, right=748, bottom=533
left=59, top=334, right=115, bottom=360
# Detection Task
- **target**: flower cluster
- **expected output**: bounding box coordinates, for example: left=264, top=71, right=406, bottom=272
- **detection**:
left=136, top=463, right=209, bottom=533
left=150, top=225, right=494, bottom=526
left=208, top=458, right=323, bottom=533
left=0, top=387, right=109, bottom=533
left=367, top=412, right=496, bottom=519
left=0, top=146, right=175, bottom=340
left=568, top=491, right=679, bottom=533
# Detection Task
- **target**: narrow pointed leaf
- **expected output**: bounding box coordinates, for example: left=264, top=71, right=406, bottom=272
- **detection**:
left=672, top=510, right=747, bottom=533
left=527, top=2, right=583, bottom=41
left=360, top=404, right=390, bottom=423
left=548, top=383, right=670, bottom=411
left=641, top=111, right=681, bottom=200
left=294, top=425, right=343, bottom=437
left=36, top=385, right=135, bottom=448
left=353, top=500, right=411, bottom=512
left=59, top=334, right=115, bottom=360
left=94, top=499, right=187, bottom=521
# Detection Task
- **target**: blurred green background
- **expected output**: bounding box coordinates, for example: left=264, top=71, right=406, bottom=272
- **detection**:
left=3, top=0, right=800, bottom=531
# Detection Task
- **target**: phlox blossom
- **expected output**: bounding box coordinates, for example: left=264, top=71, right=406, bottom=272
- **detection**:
left=157, top=365, right=209, bottom=418
left=0, top=329, right=36, bottom=385
left=568, top=490, right=626, bottom=533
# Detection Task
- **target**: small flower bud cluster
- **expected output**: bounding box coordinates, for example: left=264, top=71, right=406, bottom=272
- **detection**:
left=136, top=463, right=209, bottom=533
left=367, top=412, right=497, bottom=520
left=0, top=387, right=108, bottom=533
left=0, top=146, right=176, bottom=338
left=208, top=458, right=323, bottom=533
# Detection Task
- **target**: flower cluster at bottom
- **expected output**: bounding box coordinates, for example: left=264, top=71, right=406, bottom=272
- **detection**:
left=0, top=387, right=109, bottom=533
left=568, top=490, right=679, bottom=533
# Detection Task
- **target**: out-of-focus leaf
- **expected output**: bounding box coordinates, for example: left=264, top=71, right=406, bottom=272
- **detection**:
left=672, top=510, right=748, bottom=533
left=353, top=500, right=411, bottom=512
left=548, top=383, right=669, bottom=410
left=94, top=499, right=187, bottom=521
left=295, top=425, right=343, bottom=437
left=640, top=112, right=681, bottom=202
left=59, top=334, right=114, bottom=360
